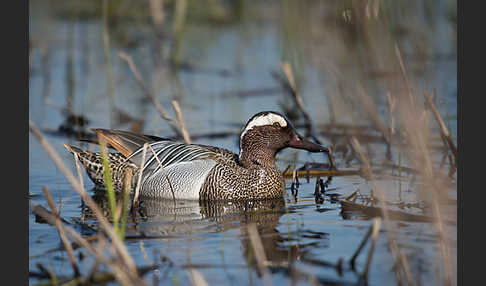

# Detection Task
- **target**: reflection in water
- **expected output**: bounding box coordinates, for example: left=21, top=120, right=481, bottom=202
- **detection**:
left=81, top=190, right=331, bottom=275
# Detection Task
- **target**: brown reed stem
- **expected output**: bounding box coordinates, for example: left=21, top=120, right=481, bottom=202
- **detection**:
left=42, top=186, right=80, bottom=278
left=133, top=143, right=148, bottom=210
left=395, top=44, right=415, bottom=108
left=86, top=235, right=106, bottom=283
left=283, top=169, right=363, bottom=178
left=147, top=144, right=176, bottom=203
left=357, top=86, right=392, bottom=143
left=386, top=91, right=396, bottom=136
left=398, top=94, right=454, bottom=285
left=29, top=121, right=138, bottom=275
left=170, top=0, right=187, bottom=65
left=188, top=268, right=209, bottom=286
left=72, top=153, right=85, bottom=199
left=102, top=0, right=115, bottom=128
left=362, top=218, right=381, bottom=280
left=279, top=62, right=321, bottom=145
left=247, top=223, right=272, bottom=286
left=149, top=0, right=165, bottom=29
left=350, top=137, right=413, bottom=285
left=118, top=51, right=182, bottom=138
left=72, top=153, right=87, bottom=221
left=423, top=92, right=458, bottom=168
left=350, top=223, right=372, bottom=270
left=171, top=100, right=191, bottom=144
left=32, top=204, right=146, bottom=285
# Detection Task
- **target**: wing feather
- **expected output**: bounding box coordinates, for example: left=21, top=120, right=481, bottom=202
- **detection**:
left=126, top=141, right=224, bottom=176
left=87, top=129, right=238, bottom=176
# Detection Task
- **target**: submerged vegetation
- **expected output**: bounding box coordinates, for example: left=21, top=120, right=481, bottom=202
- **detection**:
left=29, top=0, right=456, bottom=285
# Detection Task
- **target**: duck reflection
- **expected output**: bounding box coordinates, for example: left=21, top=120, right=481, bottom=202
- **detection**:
left=81, top=190, right=330, bottom=274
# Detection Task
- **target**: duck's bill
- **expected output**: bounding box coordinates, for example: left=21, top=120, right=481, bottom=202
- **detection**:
left=288, top=134, right=329, bottom=153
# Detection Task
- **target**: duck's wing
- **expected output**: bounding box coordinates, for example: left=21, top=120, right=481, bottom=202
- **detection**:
left=127, top=141, right=232, bottom=176
left=88, top=128, right=238, bottom=175
left=91, top=129, right=170, bottom=157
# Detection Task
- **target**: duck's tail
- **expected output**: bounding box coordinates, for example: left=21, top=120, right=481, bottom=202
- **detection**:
left=64, top=144, right=135, bottom=191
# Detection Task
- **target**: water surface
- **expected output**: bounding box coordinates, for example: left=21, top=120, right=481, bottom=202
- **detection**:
left=29, top=1, right=457, bottom=285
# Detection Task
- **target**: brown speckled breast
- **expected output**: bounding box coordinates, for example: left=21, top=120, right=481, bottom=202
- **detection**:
left=199, top=154, right=285, bottom=201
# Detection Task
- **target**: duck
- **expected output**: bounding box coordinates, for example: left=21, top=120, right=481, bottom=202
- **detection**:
left=65, top=111, right=332, bottom=201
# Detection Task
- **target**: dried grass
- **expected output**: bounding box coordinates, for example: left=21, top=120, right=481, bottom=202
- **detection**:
left=29, top=121, right=143, bottom=285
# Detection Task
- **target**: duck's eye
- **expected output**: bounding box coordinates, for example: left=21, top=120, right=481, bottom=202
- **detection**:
left=273, top=122, right=281, bottom=128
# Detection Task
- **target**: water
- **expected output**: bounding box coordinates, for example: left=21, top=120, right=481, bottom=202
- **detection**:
left=29, top=1, right=457, bottom=285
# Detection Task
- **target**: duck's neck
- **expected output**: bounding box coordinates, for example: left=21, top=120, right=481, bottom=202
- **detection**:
left=239, top=142, right=277, bottom=168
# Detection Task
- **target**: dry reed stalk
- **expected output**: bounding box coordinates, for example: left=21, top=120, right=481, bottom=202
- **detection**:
left=72, top=153, right=85, bottom=198
left=42, top=186, right=80, bottom=278
left=147, top=144, right=176, bottom=202
left=139, top=241, right=151, bottom=265
left=33, top=203, right=147, bottom=286
left=386, top=91, right=396, bottom=135
left=447, top=154, right=456, bottom=178
left=36, top=263, right=57, bottom=284
left=282, top=169, right=362, bottom=178
left=350, top=222, right=372, bottom=269
left=356, top=86, right=392, bottom=143
left=282, top=164, right=292, bottom=174
left=118, top=51, right=182, bottom=137
left=114, top=205, right=123, bottom=230
left=247, top=223, right=272, bottom=286
left=395, top=44, right=416, bottom=108
left=279, top=62, right=321, bottom=144
left=170, top=0, right=187, bottom=64
left=119, top=168, right=133, bottom=239
left=171, top=100, right=191, bottom=144
left=133, top=143, right=148, bottom=210
left=290, top=168, right=298, bottom=196
left=350, top=137, right=413, bottom=285
left=173, top=0, right=188, bottom=32
left=29, top=121, right=138, bottom=276
left=396, top=100, right=454, bottom=286
left=280, top=62, right=304, bottom=110
left=149, top=0, right=165, bottom=28
left=102, top=0, right=115, bottom=128
left=86, top=235, right=106, bottom=282
left=345, top=190, right=359, bottom=201
left=123, top=168, right=133, bottom=193
left=362, top=218, right=381, bottom=279
left=31, top=205, right=70, bottom=228
left=423, top=92, right=458, bottom=167
left=188, top=268, right=209, bottom=286
left=73, top=153, right=87, bottom=221
left=65, top=224, right=146, bottom=285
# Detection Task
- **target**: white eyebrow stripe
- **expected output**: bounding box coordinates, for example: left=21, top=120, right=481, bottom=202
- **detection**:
left=240, top=113, right=287, bottom=140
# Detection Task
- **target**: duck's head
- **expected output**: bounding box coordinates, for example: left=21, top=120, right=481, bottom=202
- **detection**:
left=238, top=111, right=329, bottom=168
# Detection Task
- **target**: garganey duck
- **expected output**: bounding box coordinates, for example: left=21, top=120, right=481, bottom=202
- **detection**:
left=65, top=111, right=332, bottom=201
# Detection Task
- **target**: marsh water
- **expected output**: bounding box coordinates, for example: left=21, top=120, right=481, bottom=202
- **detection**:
left=29, top=1, right=457, bottom=285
